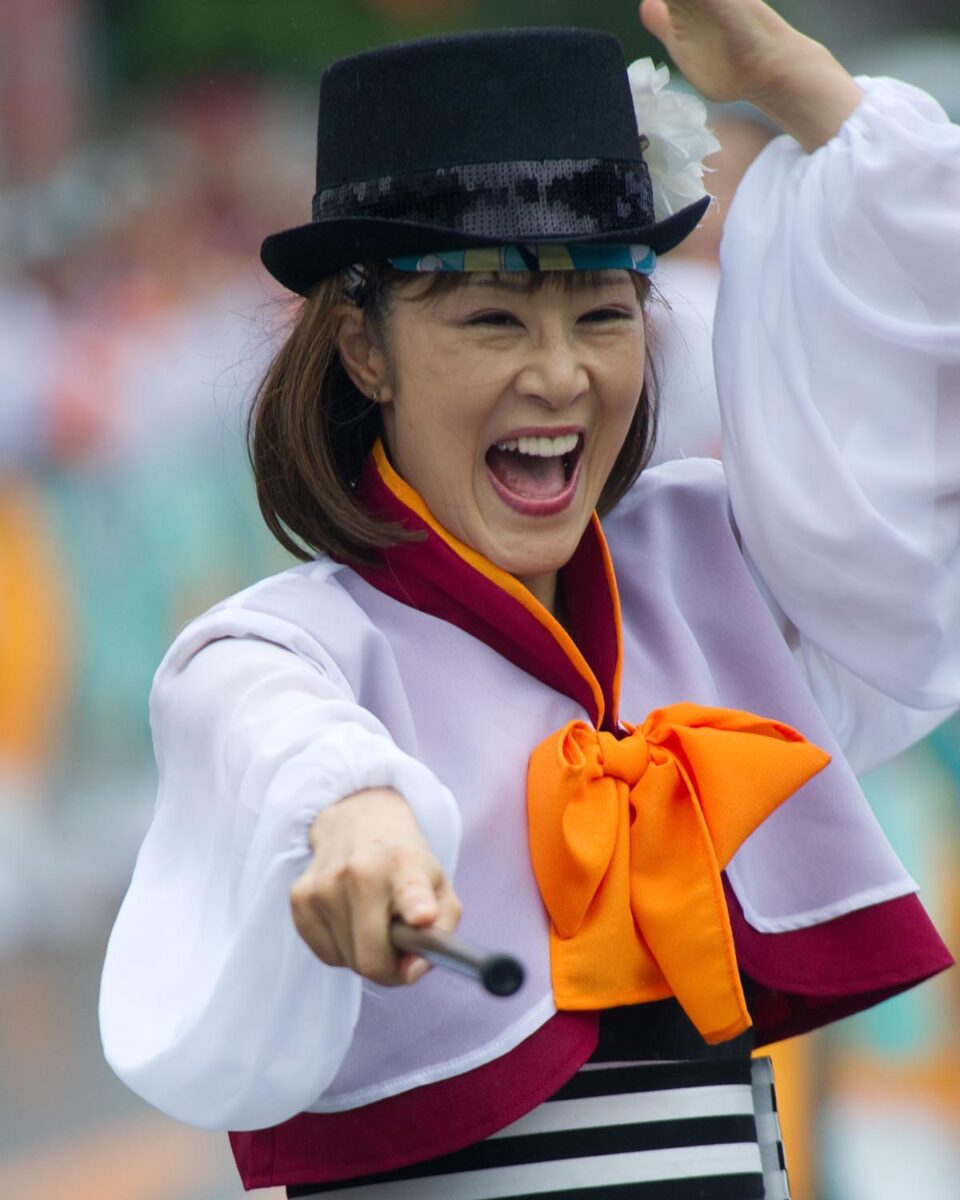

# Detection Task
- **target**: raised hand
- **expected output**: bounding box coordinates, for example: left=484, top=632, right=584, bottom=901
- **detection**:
left=639, top=0, right=863, bottom=151
left=638, top=0, right=801, bottom=104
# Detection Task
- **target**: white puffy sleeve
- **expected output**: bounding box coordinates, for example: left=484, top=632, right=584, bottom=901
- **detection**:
left=715, top=77, right=960, bottom=773
left=99, top=622, right=461, bottom=1131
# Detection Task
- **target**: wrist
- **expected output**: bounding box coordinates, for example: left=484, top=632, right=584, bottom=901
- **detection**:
left=746, top=36, right=862, bottom=153
left=309, top=786, right=413, bottom=851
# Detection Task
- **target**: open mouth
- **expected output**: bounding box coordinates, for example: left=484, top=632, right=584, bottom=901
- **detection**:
left=485, top=432, right=584, bottom=515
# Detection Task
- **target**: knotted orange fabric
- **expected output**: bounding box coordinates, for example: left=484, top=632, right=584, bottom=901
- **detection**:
left=528, top=703, right=831, bottom=1044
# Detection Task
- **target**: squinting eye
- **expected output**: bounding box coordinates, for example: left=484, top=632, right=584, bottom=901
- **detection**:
left=466, top=311, right=521, bottom=327
left=579, top=307, right=631, bottom=324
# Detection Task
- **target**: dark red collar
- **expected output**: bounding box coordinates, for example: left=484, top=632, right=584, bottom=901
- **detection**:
left=351, top=442, right=622, bottom=732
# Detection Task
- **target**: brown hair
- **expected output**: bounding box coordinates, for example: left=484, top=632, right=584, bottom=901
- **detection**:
left=248, top=265, right=660, bottom=565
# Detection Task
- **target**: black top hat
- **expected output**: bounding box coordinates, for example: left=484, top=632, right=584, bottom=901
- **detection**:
left=261, top=28, right=710, bottom=296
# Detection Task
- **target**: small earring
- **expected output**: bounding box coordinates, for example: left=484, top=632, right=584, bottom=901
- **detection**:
left=369, top=386, right=380, bottom=402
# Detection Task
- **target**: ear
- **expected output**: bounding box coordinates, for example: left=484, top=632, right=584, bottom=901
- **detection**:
left=335, top=304, right=390, bottom=403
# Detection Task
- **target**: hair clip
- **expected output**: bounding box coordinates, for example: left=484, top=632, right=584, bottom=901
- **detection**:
left=343, top=264, right=368, bottom=305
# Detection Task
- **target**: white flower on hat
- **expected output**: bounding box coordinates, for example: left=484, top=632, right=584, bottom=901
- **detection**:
left=627, top=57, right=721, bottom=221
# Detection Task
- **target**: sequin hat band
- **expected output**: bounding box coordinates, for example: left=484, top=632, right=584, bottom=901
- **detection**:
left=312, top=158, right=655, bottom=242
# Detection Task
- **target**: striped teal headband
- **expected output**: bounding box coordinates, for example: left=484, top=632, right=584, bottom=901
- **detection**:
left=391, top=243, right=656, bottom=273
left=344, top=242, right=656, bottom=303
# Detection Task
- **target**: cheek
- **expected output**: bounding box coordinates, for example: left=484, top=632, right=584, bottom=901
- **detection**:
left=392, top=351, right=502, bottom=449
left=385, top=374, right=486, bottom=499
left=603, top=348, right=647, bottom=427
left=589, top=356, right=646, bottom=484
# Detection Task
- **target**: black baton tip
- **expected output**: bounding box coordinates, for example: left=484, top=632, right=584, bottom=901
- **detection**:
left=480, top=954, right=525, bottom=996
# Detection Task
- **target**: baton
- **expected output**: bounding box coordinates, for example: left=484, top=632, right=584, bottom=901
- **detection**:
left=391, top=921, right=525, bottom=997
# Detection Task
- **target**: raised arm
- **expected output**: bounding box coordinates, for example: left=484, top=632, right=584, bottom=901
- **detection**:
left=638, top=1, right=959, bottom=766
left=703, top=59, right=958, bottom=764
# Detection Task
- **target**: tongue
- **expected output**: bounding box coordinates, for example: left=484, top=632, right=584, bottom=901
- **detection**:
left=487, top=448, right=567, bottom=499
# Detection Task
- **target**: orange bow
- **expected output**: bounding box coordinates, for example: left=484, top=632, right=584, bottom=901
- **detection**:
left=527, top=703, right=831, bottom=1044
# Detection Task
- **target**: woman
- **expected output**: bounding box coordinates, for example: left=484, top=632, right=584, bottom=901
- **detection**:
left=100, top=1, right=959, bottom=1196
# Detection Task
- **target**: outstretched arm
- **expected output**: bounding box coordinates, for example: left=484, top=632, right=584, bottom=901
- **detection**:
left=639, top=0, right=862, bottom=151
left=100, top=631, right=462, bottom=1130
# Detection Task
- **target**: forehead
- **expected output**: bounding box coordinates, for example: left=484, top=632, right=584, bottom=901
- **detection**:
left=468, top=270, right=636, bottom=294
left=393, top=268, right=643, bottom=305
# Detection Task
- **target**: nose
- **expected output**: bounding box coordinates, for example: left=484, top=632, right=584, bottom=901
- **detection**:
left=513, top=330, right=590, bottom=410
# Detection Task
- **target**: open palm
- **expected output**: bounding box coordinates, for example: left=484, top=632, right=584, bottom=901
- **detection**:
left=639, top=0, right=802, bottom=104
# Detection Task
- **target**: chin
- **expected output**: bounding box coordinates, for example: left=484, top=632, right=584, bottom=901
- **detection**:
left=488, top=541, right=575, bottom=579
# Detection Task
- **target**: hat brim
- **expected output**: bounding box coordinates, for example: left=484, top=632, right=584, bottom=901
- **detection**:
left=260, top=197, right=711, bottom=297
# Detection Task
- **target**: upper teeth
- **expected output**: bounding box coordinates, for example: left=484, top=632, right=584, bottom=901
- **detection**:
left=495, top=433, right=579, bottom=457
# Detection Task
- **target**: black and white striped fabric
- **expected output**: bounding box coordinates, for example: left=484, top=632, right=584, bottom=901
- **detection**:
left=750, top=1057, right=790, bottom=1200
left=288, top=1057, right=790, bottom=1199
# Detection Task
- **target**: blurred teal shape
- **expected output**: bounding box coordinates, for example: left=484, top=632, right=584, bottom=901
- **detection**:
left=834, top=738, right=959, bottom=1057
left=928, top=714, right=960, bottom=790
left=45, top=444, right=290, bottom=777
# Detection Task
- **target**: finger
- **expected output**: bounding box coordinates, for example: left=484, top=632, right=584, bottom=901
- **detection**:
left=396, top=879, right=463, bottom=986
left=344, top=860, right=432, bottom=985
left=639, top=0, right=674, bottom=43
left=432, top=878, right=464, bottom=936
left=348, top=897, right=409, bottom=985
left=351, top=861, right=447, bottom=985
left=391, top=868, right=443, bottom=928
left=290, top=885, right=347, bottom=968
left=392, top=866, right=458, bottom=985
left=399, top=952, right=432, bottom=986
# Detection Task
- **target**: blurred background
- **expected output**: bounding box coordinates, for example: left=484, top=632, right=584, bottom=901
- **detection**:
left=1, top=2, right=958, bottom=1198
